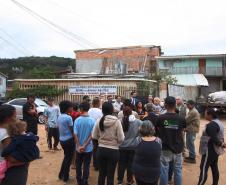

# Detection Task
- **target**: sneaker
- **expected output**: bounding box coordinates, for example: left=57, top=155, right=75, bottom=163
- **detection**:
left=184, top=157, right=196, bottom=164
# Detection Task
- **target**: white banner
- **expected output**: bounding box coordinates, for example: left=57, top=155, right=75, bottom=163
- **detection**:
left=69, top=85, right=117, bottom=95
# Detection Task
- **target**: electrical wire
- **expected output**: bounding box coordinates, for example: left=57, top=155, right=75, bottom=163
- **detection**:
left=10, top=0, right=99, bottom=49
left=0, top=36, right=28, bottom=56
left=46, top=0, right=136, bottom=43
left=0, top=28, right=33, bottom=55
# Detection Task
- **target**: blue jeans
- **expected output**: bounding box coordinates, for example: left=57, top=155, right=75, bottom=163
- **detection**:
left=168, top=161, right=174, bottom=181
left=76, top=151, right=92, bottom=185
left=186, top=132, right=196, bottom=159
left=160, top=150, right=182, bottom=185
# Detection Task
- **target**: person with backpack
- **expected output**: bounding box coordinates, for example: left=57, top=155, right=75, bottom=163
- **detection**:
left=198, top=108, right=226, bottom=185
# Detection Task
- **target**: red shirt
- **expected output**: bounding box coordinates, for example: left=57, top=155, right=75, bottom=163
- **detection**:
left=69, top=111, right=81, bottom=121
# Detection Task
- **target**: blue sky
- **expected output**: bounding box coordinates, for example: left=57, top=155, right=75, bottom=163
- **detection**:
left=0, top=0, right=226, bottom=58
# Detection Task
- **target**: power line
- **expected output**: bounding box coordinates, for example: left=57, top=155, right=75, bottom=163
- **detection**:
left=0, top=36, right=28, bottom=56
left=10, top=0, right=99, bottom=49
left=0, top=28, right=33, bottom=55
left=46, top=0, right=136, bottom=43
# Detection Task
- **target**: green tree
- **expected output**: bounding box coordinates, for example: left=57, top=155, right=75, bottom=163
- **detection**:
left=0, top=56, right=75, bottom=79
left=7, top=84, right=67, bottom=100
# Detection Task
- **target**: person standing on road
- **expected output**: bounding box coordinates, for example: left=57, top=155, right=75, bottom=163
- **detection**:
left=107, top=95, right=113, bottom=104
left=0, top=105, right=30, bottom=185
left=130, top=91, right=138, bottom=109
left=92, top=102, right=124, bottom=185
left=143, top=103, right=158, bottom=130
left=117, top=105, right=142, bottom=185
left=44, top=97, right=60, bottom=150
left=118, top=99, right=139, bottom=122
left=57, top=101, right=75, bottom=183
left=132, top=120, right=162, bottom=185
left=113, top=95, right=123, bottom=115
left=176, top=97, right=187, bottom=118
left=88, top=98, right=103, bottom=171
left=198, top=108, right=226, bottom=185
left=23, top=94, right=39, bottom=135
left=88, top=98, right=103, bottom=122
left=156, top=96, right=186, bottom=185
left=74, top=102, right=95, bottom=185
left=168, top=97, right=187, bottom=184
left=184, top=100, right=200, bottom=164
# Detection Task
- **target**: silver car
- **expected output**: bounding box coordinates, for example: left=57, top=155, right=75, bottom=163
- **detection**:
left=6, top=98, right=48, bottom=124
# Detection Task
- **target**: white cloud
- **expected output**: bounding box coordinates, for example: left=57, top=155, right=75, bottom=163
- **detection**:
left=0, top=0, right=226, bottom=58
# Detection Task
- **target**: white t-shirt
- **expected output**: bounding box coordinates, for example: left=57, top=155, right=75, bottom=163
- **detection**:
left=113, top=102, right=123, bottom=113
left=0, top=128, right=9, bottom=162
left=88, top=108, right=103, bottom=122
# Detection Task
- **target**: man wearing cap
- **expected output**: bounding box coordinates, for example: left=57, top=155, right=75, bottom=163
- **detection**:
left=156, top=96, right=186, bottom=185
left=184, top=100, right=200, bottom=164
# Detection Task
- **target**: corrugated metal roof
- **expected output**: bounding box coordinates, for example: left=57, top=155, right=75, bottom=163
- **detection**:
left=171, top=74, right=209, bottom=86
left=156, top=54, right=226, bottom=60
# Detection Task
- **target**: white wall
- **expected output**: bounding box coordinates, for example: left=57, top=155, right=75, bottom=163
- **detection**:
left=0, top=75, right=7, bottom=97
left=168, top=85, right=198, bottom=101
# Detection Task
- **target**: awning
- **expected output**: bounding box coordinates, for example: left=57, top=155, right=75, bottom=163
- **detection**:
left=171, top=74, right=209, bottom=86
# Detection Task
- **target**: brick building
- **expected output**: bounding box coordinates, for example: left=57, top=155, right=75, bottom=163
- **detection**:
left=74, top=45, right=161, bottom=75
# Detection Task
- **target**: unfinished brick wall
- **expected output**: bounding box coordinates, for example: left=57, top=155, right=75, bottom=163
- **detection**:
left=74, top=46, right=161, bottom=74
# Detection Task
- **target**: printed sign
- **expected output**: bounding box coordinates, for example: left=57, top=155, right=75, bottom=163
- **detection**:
left=69, top=85, right=117, bottom=95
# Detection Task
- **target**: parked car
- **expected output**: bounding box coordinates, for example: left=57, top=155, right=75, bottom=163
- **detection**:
left=5, top=98, right=48, bottom=124
left=0, top=98, right=6, bottom=105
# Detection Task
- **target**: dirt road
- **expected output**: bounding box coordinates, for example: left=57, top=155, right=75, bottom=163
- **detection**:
left=27, top=119, right=226, bottom=185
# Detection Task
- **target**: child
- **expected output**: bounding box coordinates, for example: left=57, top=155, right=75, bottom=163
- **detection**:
left=0, top=120, right=40, bottom=180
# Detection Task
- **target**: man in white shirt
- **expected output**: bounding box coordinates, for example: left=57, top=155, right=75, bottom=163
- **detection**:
left=88, top=98, right=103, bottom=121
left=113, top=95, right=123, bottom=114
left=88, top=98, right=103, bottom=171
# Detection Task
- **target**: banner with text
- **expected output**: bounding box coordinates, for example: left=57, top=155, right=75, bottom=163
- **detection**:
left=69, top=85, right=117, bottom=95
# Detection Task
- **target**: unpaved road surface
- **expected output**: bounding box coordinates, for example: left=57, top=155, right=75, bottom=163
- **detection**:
left=27, top=119, right=226, bottom=185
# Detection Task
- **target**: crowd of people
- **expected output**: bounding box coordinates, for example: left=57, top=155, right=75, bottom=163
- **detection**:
left=0, top=91, right=225, bottom=185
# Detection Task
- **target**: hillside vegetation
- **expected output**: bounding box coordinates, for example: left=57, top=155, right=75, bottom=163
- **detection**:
left=0, top=56, right=75, bottom=79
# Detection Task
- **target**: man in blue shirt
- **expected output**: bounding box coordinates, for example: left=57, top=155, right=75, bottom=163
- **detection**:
left=74, top=102, right=95, bottom=185
left=57, top=101, right=75, bottom=183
